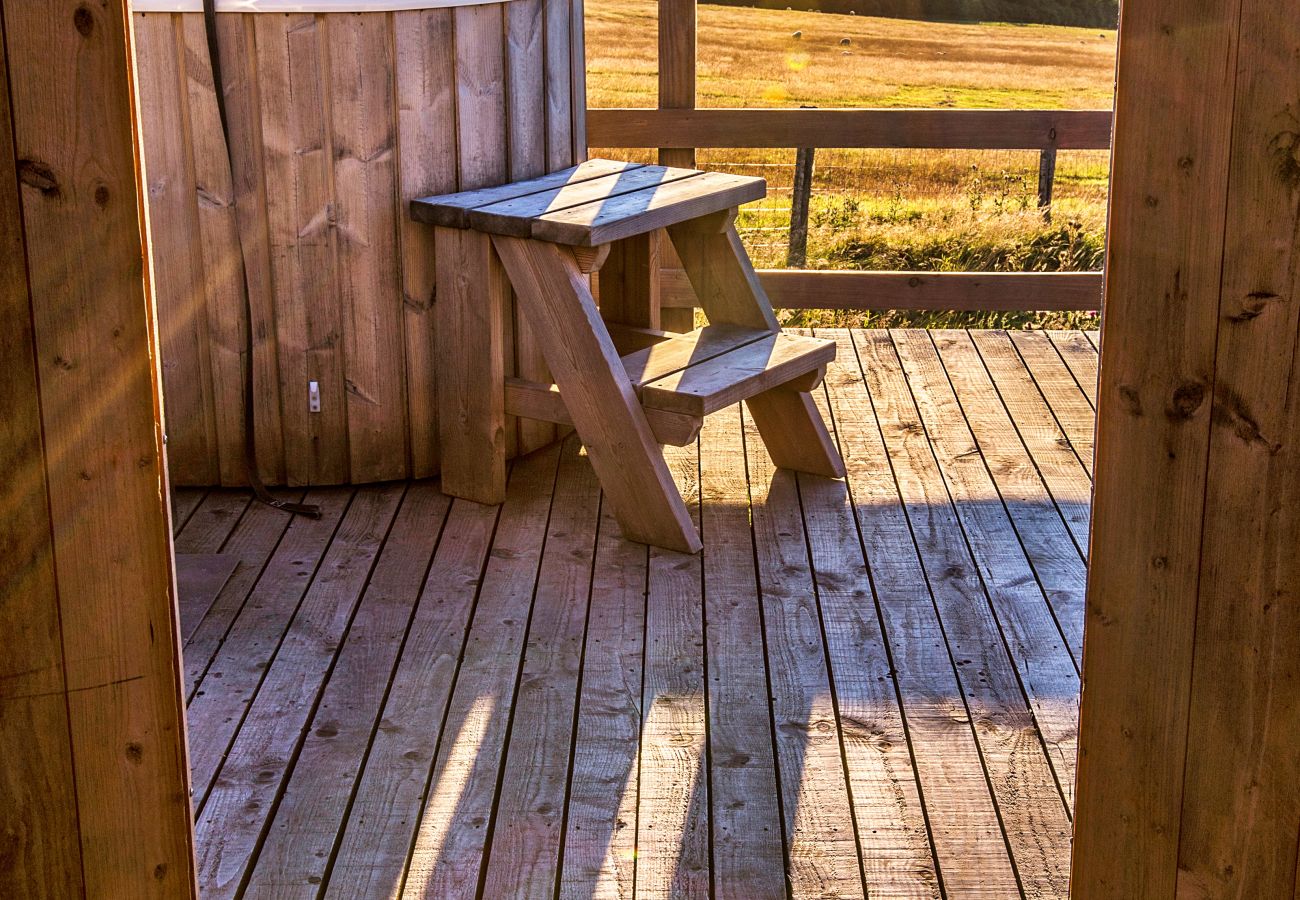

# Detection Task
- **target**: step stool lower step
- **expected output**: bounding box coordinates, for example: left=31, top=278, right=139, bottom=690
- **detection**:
left=506, top=323, right=834, bottom=440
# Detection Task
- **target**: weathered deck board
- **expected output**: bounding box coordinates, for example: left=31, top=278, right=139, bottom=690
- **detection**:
left=931, top=330, right=1088, bottom=667
left=1006, top=330, right=1096, bottom=477
left=635, top=439, right=711, bottom=899
left=742, top=408, right=864, bottom=898
left=243, top=484, right=450, bottom=895
left=889, top=331, right=1079, bottom=823
left=480, top=437, right=603, bottom=896
left=186, top=329, right=1094, bottom=899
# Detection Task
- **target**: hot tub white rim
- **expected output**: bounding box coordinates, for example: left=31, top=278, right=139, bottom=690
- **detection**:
left=132, top=0, right=516, bottom=12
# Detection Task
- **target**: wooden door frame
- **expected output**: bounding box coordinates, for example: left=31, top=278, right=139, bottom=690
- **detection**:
left=5, top=0, right=1296, bottom=896
left=1, top=0, right=198, bottom=894
left=1073, top=0, right=1300, bottom=896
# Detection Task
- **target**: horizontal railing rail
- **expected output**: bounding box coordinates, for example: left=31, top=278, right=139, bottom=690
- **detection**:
left=591, top=107, right=1112, bottom=311
left=589, top=107, right=1114, bottom=150
left=662, top=269, right=1104, bottom=311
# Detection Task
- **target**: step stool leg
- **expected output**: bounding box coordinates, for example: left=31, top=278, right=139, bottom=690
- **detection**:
left=491, top=234, right=703, bottom=554
left=671, top=211, right=845, bottom=478
left=745, top=389, right=846, bottom=479
left=435, top=227, right=508, bottom=505
left=667, top=210, right=779, bottom=331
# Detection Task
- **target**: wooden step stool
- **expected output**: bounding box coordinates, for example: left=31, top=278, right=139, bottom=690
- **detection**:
left=412, top=159, right=846, bottom=553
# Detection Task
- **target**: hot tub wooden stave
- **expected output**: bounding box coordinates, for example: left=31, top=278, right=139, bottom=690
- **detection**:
left=134, top=0, right=585, bottom=486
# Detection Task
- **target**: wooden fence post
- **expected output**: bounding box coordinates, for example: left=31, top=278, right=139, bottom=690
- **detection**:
left=657, top=0, right=697, bottom=332
left=787, top=146, right=816, bottom=268
left=1037, top=147, right=1057, bottom=221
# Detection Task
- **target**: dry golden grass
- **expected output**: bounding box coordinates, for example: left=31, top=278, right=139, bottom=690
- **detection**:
left=585, top=0, right=1117, bottom=326
left=587, top=0, right=1117, bottom=110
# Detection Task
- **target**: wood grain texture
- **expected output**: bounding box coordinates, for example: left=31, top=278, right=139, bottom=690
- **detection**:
left=742, top=410, right=865, bottom=898
left=588, top=107, right=1114, bottom=150
left=178, top=14, right=252, bottom=486
left=480, top=436, right=603, bottom=897
left=619, top=323, right=767, bottom=386
left=638, top=331, right=833, bottom=417
left=893, top=331, right=1079, bottom=832
left=1007, top=330, right=1096, bottom=474
left=493, top=236, right=701, bottom=552
left=967, top=330, right=1092, bottom=555
left=468, top=165, right=703, bottom=237
left=636, top=439, right=711, bottom=898
left=175, top=553, right=241, bottom=638
left=660, top=270, right=1106, bottom=312
left=802, top=331, right=941, bottom=897
left=401, top=447, right=561, bottom=899
left=1044, top=331, right=1099, bottom=410
left=411, top=159, right=638, bottom=227
left=542, top=0, right=574, bottom=172
left=698, top=407, right=786, bottom=899
left=255, top=12, right=350, bottom=486
left=568, top=0, right=587, bottom=160
left=505, top=0, right=556, bottom=456
left=934, top=331, right=1088, bottom=662
left=1070, top=0, right=1243, bottom=893
left=504, top=377, right=703, bottom=446
left=184, top=489, right=353, bottom=799
left=854, top=329, right=1054, bottom=897
left=533, top=172, right=765, bottom=246
left=136, top=13, right=220, bottom=485
left=329, top=13, right=408, bottom=483
left=598, top=232, right=660, bottom=330
left=435, top=227, right=509, bottom=505
left=0, top=28, right=84, bottom=897
left=396, top=7, right=457, bottom=479
left=194, top=485, right=405, bottom=897
left=323, top=497, right=497, bottom=899
left=3, top=1, right=197, bottom=893
left=178, top=330, right=1093, bottom=897
left=1173, top=0, right=1300, bottom=894
left=135, top=3, right=581, bottom=486
left=243, top=484, right=448, bottom=895
left=180, top=488, right=314, bottom=700
left=667, top=214, right=779, bottom=331
left=558, top=500, right=648, bottom=898
left=214, top=12, right=288, bottom=484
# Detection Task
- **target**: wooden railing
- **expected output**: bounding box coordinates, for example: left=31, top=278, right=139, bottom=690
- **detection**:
left=587, top=0, right=1113, bottom=313
left=588, top=108, right=1113, bottom=151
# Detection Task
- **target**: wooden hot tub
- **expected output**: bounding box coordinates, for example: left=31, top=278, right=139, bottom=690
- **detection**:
left=133, top=0, right=586, bottom=486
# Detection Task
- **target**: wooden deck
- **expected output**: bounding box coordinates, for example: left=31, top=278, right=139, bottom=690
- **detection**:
left=172, top=328, right=1098, bottom=900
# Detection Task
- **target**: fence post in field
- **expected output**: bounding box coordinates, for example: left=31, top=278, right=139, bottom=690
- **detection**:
left=788, top=146, right=816, bottom=268
left=657, top=0, right=697, bottom=331
left=1038, top=146, right=1058, bottom=221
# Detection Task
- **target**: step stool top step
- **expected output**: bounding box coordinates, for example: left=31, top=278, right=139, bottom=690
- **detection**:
left=411, top=158, right=766, bottom=247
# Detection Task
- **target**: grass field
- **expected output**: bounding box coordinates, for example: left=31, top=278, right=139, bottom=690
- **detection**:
left=586, top=0, right=1118, bottom=327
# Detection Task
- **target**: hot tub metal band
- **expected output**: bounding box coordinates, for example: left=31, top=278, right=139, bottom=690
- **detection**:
left=201, top=0, right=322, bottom=518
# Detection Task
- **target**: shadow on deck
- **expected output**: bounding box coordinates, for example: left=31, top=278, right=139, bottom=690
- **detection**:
left=172, top=328, right=1098, bottom=899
